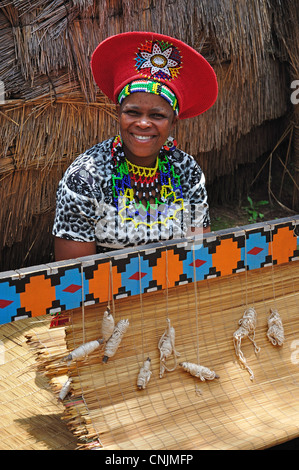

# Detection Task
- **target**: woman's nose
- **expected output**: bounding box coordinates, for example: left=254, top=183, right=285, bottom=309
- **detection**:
left=137, top=116, right=151, bottom=128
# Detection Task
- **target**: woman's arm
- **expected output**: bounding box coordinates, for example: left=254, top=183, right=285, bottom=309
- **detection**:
left=54, top=237, right=97, bottom=261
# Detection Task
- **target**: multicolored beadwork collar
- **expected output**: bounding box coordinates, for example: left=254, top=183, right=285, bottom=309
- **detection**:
left=111, top=135, right=185, bottom=229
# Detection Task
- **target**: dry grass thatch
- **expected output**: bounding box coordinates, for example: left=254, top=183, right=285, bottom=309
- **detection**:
left=271, top=0, right=299, bottom=208
left=0, top=0, right=298, bottom=270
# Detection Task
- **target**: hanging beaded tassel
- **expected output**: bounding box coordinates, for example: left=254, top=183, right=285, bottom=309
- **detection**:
left=102, top=319, right=130, bottom=363
left=158, top=318, right=180, bottom=378
left=137, top=357, right=152, bottom=390
left=179, top=362, right=219, bottom=382
left=58, top=378, right=72, bottom=402
left=136, top=253, right=152, bottom=391
left=267, top=228, right=285, bottom=346
left=233, top=307, right=260, bottom=381
left=267, top=308, right=285, bottom=346
left=101, top=307, right=115, bottom=342
left=62, top=339, right=103, bottom=365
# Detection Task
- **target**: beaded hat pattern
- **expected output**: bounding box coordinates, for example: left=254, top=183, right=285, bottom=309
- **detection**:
left=134, top=39, right=182, bottom=82
left=91, top=31, right=218, bottom=119
left=117, top=79, right=179, bottom=115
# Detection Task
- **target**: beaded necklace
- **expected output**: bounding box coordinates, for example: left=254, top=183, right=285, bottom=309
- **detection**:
left=125, top=157, right=160, bottom=199
left=111, top=135, right=185, bottom=228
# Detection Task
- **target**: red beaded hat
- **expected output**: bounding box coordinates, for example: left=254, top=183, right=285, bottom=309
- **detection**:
left=91, top=31, right=218, bottom=120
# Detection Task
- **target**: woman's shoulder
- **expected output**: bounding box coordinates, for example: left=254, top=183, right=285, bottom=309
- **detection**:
left=170, top=147, right=196, bottom=164
left=168, top=147, right=206, bottom=197
left=70, top=137, right=113, bottom=170
left=60, top=137, right=114, bottom=197
left=169, top=147, right=202, bottom=174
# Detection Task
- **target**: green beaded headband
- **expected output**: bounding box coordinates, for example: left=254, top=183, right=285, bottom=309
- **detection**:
left=117, top=79, right=179, bottom=115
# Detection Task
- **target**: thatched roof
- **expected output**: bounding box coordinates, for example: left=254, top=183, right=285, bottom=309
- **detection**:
left=0, top=0, right=297, bottom=270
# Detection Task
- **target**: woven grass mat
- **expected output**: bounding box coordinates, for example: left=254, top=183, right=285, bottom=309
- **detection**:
left=0, top=317, right=77, bottom=450
left=28, top=261, right=299, bottom=450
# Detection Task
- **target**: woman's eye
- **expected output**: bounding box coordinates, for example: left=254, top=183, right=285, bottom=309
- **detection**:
left=123, top=110, right=166, bottom=119
left=151, top=113, right=165, bottom=119
left=125, top=110, right=139, bottom=115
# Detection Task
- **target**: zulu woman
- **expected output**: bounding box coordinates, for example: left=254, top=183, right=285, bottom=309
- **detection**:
left=53, top=32, right=217, bottom=261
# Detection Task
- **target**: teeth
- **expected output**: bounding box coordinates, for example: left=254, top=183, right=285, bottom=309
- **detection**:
left=133, top=134, right=152, bottom=141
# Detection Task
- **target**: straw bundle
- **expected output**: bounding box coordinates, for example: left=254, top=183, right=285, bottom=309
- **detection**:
left=32, top=260, right=299, bottom=450
left=0, top=0, right=295, bottom=270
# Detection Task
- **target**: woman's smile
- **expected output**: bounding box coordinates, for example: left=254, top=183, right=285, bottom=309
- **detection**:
left=132, top=134, right=155, bottom=142
left=133, top=134, right=154, bottom=141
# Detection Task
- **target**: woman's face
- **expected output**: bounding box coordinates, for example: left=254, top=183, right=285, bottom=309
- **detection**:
left=118, top=92, right=178, bottom=166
